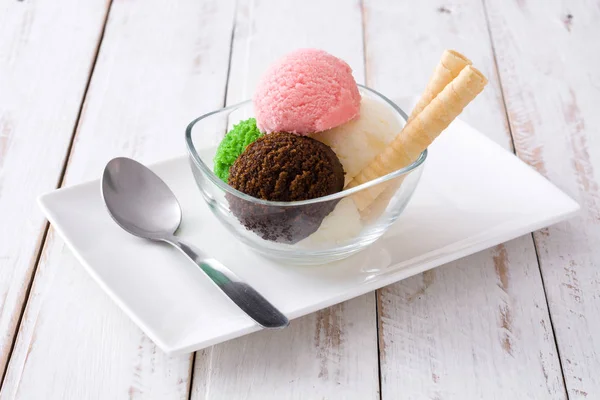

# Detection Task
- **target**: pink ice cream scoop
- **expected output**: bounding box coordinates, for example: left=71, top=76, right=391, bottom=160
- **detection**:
left=253, top=48, right=361, bottom=135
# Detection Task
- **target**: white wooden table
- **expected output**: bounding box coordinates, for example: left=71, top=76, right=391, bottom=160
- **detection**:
left=1, top=0, right=599, bottom=398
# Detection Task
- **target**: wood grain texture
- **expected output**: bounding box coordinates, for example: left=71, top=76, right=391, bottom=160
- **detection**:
left=193, top=297, right=377, bottom=399
left=485, top=0, right=600, bottom=397
left=190, top=0, right=379, bottom=399
left=0, top=0, right=109, bottom=377
left=1, top=0, right=235, bottom=398
left=363, top=0, right=567, bottom=398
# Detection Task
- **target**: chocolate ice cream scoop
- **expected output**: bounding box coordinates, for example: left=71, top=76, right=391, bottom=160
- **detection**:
left=227, top=132, right=345, bottom=243
left=229, top=132, right=344, bottom=200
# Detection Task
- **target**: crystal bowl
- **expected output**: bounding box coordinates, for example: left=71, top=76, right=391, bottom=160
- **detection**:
left=185, top=85, right=427, bottom=265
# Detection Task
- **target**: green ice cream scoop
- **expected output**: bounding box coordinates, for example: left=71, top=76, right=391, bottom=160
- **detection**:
left=213, top=118, right=263, bottom=182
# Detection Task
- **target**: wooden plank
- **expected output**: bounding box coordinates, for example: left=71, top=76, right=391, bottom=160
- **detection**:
left=192, top=297, right=377, bottom=399
left=190, top=0, right=379, bottom=398
left=0, top=0, right=109, bottom=377
left=362, top=0, right=567, bottom=398
left=0, top=0, right=236, bottom=398
left=485, top=0, right=600, bottom=397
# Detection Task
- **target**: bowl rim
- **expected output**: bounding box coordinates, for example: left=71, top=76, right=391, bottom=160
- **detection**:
left=185, top=84, right=428, bottom=207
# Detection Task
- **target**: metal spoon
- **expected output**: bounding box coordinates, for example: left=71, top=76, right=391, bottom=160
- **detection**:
left=101, top=157, right=289, bottom=329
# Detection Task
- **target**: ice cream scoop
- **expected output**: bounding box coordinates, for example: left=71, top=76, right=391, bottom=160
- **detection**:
left=311, top=96, right=403, bottom=186
left=227, top=132, right=345, bottom=243
left=229, top=132, right=344, bottom=201
left=253, top=49, right=361, bottom=135
left=213, top=118, right=263, bottom=182
left=296, top=197, right=362, bottom=247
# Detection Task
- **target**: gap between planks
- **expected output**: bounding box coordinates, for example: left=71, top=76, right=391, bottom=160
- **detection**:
left=480, top=0, right=570, bottom=393
left=186, top=3, right=239, bottom=398
left=0, top=0, right=115, bottom=390
left=359, top=0, right=384, bottom=397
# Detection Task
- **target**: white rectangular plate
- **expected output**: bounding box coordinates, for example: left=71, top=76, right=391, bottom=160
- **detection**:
left=39, top=119, right=579, bottom=354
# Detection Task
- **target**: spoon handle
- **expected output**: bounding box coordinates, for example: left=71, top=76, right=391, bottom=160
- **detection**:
left=163, top=236, right=289, bottom=329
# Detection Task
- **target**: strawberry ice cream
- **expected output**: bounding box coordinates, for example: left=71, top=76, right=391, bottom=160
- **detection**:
left=253, top=48, right=361, bottom=135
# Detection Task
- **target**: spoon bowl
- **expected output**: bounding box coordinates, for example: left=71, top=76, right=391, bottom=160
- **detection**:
left=102, top=158, right=182, bottom=238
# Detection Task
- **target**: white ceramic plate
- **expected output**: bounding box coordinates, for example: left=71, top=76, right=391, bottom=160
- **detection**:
left=38, top=119, right=579, bottom=355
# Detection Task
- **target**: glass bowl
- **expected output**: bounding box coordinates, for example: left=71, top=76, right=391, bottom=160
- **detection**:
left=185, top=85, right=427, bottom=265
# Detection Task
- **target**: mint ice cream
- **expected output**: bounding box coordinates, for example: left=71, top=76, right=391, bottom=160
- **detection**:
left=213, top=118, right=263, bottom=182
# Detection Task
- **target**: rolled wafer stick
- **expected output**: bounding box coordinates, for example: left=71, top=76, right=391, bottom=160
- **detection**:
left=348, top=65, right=488, bottom=211
left=407, top=50, right=472, bottom=123
left=356, top=51, right=468, bottom=219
